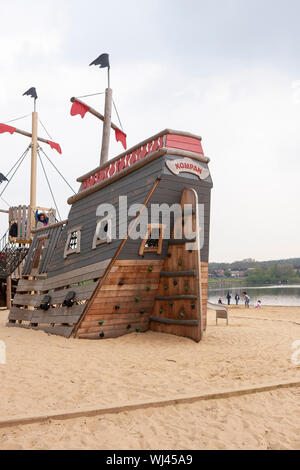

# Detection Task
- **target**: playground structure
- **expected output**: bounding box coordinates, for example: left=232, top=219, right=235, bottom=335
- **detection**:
left=2, top=55, right=213, bottom=342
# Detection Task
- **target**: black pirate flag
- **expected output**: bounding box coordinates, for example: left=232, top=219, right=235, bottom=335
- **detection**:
left=23, top=87, right=38, bottom=99
left=89, top=53, right=110, bottom=68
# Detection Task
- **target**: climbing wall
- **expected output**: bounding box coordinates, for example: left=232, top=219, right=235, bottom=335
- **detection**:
left=75, top=259, right=164, bottom=339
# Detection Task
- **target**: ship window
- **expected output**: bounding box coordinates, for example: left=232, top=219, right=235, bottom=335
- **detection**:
left=64, top=226, right=82, bottom=258
left=139, top=224, right=165, bottom=256
left=93, top=216, right=112, bottom=249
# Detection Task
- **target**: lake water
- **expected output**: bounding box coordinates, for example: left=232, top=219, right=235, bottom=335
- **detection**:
left=208, top=285, right=300, bottom=306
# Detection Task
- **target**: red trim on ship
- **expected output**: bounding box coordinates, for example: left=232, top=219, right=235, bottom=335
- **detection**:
left=165, top=134, right=204, bottom=155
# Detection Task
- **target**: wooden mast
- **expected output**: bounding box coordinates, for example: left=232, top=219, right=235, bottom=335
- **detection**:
left=100, top=87, right=112, bottom=166
left=30, top=99, right=38, bottom=233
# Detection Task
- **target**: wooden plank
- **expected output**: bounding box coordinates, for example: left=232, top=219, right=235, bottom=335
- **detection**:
left=9, top=307, right=33, bottom=322
left=160, top=270, right=197, bottom=278
left=155, top=295, right=198, bottom=301
left=78, top=318, right=149, bottom=335
left=80, top=312, right=150, bottom=327
left=17, top=260, right=110, bottom=293
left=150, top=316, right=199, bottom=326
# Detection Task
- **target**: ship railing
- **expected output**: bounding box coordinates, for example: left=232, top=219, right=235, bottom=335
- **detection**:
left=8, top=205, right=56, bottom=244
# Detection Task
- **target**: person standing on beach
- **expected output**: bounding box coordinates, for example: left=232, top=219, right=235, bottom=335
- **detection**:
left=243, top=292, right=250, bottom=308
left=235, top=294, right=240, bottom=305
left=226, top=292, right=232, bottom=305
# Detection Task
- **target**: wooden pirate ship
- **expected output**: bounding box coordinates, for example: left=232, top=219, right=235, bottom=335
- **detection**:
left=4, top=54, right=213, bottom=342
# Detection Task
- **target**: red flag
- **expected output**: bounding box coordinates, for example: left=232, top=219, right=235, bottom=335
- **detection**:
left=70, top=100, right=89, bottom=119
left=0, top=123, right=16, bottom=135
left=115, top=128, right=127, bottom=150
left=47, top=140, right=62, bottom=155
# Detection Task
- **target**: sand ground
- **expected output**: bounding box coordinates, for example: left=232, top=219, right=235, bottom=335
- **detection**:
left=0, top=305, right=299, bottom=450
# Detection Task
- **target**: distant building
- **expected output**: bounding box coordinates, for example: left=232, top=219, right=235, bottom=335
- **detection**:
left=231, top=270, right=246, bottom=278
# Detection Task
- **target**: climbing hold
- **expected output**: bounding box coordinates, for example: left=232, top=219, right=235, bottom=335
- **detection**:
left=140, top=310, right=145, bottom=314
left=167, top=253, right=172, bottom=258
left=127, top=324, right=131, bottom=330
left=115, top=305, right=120, bottom=310
left=40, top=294, right=51, bottom=311
left=178, top=260, right=183, bottom=266
left=98, top=321, right=104, bottom=326
left=179, top=312, right=185, bottom=319
left=184, top=286, right=189, bottom=292
left=135, top=297, right=140, bottom=303
left=164, top=285, right=168, bottom=291
left=99, top=332, right=105, bottom=338
left=136, top=328, right=140, bottom=333
left=148, top=267, right=153, bottom=272
left=119, top=281, right=124, bottom=286
left=146, top=286, right=151, bottom=291
left=173, top=280, right=178, bottom=286
left=63, top=291, right=76, bottom=308
left=169, top=303, right=174, bottom=307
left=191, top=303, right=196, bottom=309
left=160, top=309, right=163, bottom=314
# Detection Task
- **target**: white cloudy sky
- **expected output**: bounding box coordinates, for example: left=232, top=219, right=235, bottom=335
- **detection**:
left=0, top=0, right=299, bottom=262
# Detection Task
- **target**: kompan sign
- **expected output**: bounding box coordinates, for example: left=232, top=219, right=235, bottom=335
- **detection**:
left=166, top=157, right=210, bottom=180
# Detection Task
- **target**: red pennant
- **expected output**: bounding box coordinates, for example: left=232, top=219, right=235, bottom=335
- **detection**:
left=0, top=123, right=16, bottom=135
left=47, top=140, right=62, bottom=155
left=115, top=128, right=127, bottom=150
left=70, top=100, right=89, bottom=119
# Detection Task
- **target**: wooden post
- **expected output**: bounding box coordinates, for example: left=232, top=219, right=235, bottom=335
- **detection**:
left=30, top=111, right=38, bottom=234
left=100, top=88, right=112, bottom=166
left=6, top=276, right=11, bottom=310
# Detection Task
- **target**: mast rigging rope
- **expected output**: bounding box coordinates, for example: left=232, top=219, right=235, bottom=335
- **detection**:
left=37, top=150, right=62, bottom=221
left=39, top=147, right=76, bottom=195
left=0, top=147, right=30, bottom=198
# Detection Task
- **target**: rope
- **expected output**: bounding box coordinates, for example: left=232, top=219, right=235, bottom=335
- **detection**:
left=39, top=118, right=54, bottom=141
left=113, top=99, right=124, bottom=131
left=39, top=147, right=76, bottom=194
left=5, top=148, right=30, bottom=179
left=37, top=150, right=61, bottom=221
left=0, top=196, right=10, bottom=208
left=76, top=92, right=105, bottom=99
left=4, top=114, right=31, bottom=124
left=0, top=147, right=30, bottom=198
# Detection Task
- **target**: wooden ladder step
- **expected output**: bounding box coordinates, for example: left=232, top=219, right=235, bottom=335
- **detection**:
left=155, top=295, right=198, bottom=301
left=150, top=316, right=199, bottom=326
left=160, top=270, right=197, bottom=278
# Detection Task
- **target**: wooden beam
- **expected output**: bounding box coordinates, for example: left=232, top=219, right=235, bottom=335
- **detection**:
left=6, top=276, right=11, bottom=310
left=13, top=126, right=53, bottom=146
left=70, top=97, right=120, bottom=132
left=150, top=316, right=199, bottom=327
left=100, top=88, right=112, bottom=166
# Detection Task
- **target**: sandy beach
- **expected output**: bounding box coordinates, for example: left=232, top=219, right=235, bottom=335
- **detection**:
left=0, top=305, right=299, bottom=450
